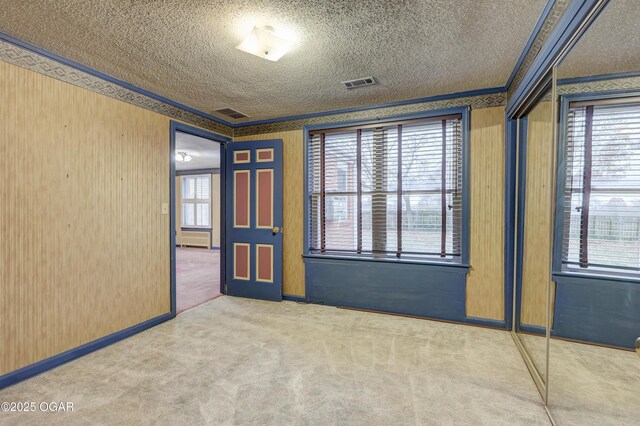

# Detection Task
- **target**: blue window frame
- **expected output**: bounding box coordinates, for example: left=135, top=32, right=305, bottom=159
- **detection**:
left=303, top=107, right=470, bottom=265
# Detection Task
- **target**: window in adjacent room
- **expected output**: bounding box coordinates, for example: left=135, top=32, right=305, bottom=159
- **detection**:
left=308, top=113, right=464, bottom=262
left=182, top=175, right=211, bottom=227
left=559, top=99, right=640, bottom=276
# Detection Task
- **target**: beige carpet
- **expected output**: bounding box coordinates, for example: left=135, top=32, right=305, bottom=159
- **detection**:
left=518, top=332, right=640, bottom=425
left=0, top=297, right=550, bottom=425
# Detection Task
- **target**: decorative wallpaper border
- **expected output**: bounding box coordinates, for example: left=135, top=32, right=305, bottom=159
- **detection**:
left=233, top=92, right=506, bottom=136
left=0, top=38, right=233, bottom=137
left=0, top=34, right=512, bottom=138
left=506, top=0, right=571, bottom=101
left=537, top=75, right=640, bottom=102
left=557, top=75, right=640, bottom=96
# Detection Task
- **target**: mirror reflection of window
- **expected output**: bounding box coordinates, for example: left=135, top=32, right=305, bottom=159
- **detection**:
left=561, top=101, right=640, bottom=276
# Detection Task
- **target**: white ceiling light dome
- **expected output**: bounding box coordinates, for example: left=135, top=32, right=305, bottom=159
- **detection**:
left=236, top=25, right=296, bottom=62
left=175, top=151, right=192, bottom=162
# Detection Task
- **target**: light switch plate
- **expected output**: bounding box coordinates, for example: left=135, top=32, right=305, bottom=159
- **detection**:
left=161, top=203, right=169, bottom=215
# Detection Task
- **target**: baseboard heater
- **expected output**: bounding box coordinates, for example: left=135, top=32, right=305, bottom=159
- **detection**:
left=178, top=230, right=210, bottom=248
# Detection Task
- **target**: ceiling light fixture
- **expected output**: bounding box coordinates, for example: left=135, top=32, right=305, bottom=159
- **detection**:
left=175, top=151, right=192, bottom=162
left=236, top=25, right=295, bottom=62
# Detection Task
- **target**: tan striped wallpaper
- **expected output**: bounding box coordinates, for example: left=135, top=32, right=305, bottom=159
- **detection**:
left=520, top=101, right=556, bottom=327
left=466, top=106, right=506, bottom=321
left=1, top=60, right=172, bottom=375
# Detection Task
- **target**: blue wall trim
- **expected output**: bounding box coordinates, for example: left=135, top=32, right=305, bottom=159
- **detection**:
left=504, top=117, right=518, bottom=330
left=0, top=32, right=235, bottom=128
left=514, top=117, right=529, bottom=331
left=176, top=168, right=221, bottom=176
left=0, top=313, right=172, bottom=390
left=557, top=70, right=640, bottom=86
left=519, top=323, right=546, bottom=335
left=283, top=294, right=307, bottom=303
left=171, top=124, right=231, bottom=144
left=236, top=87, right=502, bottom=128
left=305, top=257, right=467, bottom=322
left=465, top=317, right=507, bottom=330
left=170, top=123, right=177, bottom=315
left=505, top=0, right=556, bottom=90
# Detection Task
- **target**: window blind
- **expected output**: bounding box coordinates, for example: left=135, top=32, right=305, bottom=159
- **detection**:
left=308, top=115, right=463, bottom=261
left=182, top=175, right=211, bottom=227
left=561, top=101, right=640, bottom=275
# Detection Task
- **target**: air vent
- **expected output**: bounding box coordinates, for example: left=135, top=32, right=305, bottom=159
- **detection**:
left=341, top=76, right=377, bottom=89
left=214, top=107, right=249, bottom=119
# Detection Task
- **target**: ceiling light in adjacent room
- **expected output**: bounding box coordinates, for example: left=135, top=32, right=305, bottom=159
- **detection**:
left=175, top=152, right=192, bottom=162
left=236, top=26, right=295, bottom=62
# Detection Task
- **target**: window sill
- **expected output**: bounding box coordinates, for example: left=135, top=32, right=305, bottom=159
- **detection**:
left=302, top=253, right=470, bottom=271
left=553, top=271, right=640, bottom=285
left=181, top=227, right=212, bottom=231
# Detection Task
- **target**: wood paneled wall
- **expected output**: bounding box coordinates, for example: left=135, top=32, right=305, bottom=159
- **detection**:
left=521, top=101, right=555, bottom=327
left=466, top=106, right=506, bottom=320
left=0, top=61, right=171, bottom=375
left=234, top=131, right=305, bottom=296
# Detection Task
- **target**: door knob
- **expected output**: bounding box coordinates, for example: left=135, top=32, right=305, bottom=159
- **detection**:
left=636, top=337, right=640, bottom=358
left=272, top=226, right=280, bottom=234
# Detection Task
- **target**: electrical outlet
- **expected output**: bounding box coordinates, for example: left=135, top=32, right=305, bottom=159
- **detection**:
left=161, top=203, right=169, bottom=215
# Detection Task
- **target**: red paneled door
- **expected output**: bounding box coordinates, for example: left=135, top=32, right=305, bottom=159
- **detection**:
left=225, top=140, right=283, bottom=301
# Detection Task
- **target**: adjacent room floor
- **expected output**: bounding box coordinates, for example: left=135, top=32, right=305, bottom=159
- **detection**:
left=0, top=297, right=550, bottom=425
left=176, top=247, right=220, bottom=313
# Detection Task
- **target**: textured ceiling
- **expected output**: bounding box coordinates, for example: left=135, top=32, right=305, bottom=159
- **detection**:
left=176, top=132, right=220, bottom=170
left=559, top=0, right=640, bottom=79
left=0, top=0, right=546, bottom=122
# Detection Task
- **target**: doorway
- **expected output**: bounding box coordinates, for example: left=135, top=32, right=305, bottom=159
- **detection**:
left=170, top=122, right=228, bottom=315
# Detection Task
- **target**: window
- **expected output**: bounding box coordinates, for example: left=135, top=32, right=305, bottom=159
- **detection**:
left=308, top=114, right=464, bottom=262
left=559, top=99, right=640, bottom=276
left=182, top=175, right=210, bottom=227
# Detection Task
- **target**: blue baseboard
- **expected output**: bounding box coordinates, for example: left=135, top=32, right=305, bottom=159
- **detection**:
left=465, top=316, right=507, bottom=330
left=282, top=294, right=307, bottom=303
left=0, top=312, right=173, bottom=390
left=519, top=323, right=546, bottom=335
